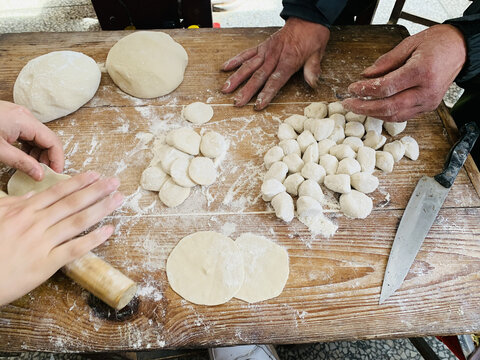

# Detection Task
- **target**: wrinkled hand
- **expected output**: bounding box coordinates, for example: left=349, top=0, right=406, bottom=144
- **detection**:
left=221, top=17, right=330, bottom=110
left=343, top=25, right=467, bottom=122
left=0, top=172, right=123, bottom=306
left=0, top=101, right=64, bottom=180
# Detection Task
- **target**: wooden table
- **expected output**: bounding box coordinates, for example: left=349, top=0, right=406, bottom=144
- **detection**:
left=0, top=26, right=479, bottom=353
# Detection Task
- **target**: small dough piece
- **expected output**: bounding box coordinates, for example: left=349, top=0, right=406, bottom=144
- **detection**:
left=364, top=117, right=383, bottom=134
left=8, top=163, right=70, bottom=196
left=264, top=161, right=288, bottom=182
left=302, top=143, right=319, bottom=164
left=345, top=121, right=365, bottom=138
left=283, top=173, right=305, bottom=196
left=376, top=151, right=395, bottom=173
left=304, top=102, right=327, bottom=118
left=183, top=102, right=214, bottom=125
left=328, top=101, right=346, bottom=116
left=328, top=125, right=345, bottom=144
left=298, top=179, right=324, bottom=202
left=340, top=190, right=373, bottom=219
left=278, top=123, right=298, bottom=141
left=170, top=158, right=196, bottom=188
left=351, top=172, right=379, bottom=194
left=166, top=127, right=201, bottom=156
left=271, top=192, right=294, bottom=222
left=234, top=234, right=289, bottom=303
left=296, top=196, right=322, bottom=217
left=301, top=162, right=326, bottom=184
left=200, top=131, right=226, bottom=159
left=303, top=118, right=315, bottom=133
left=401, top=136, right=419, bottom=160
left=159, top=146, right=191, bottom=174
left=329, top=144, right=356, bottom=160
left=188, top=157, right=217, bottom=185
left=264, top=146, right=285, bottom=170
left=261, top=179, right=286, bottom=202
left=279, top=139, right=301, bottom=157
left=141, top=166, right=168, bottom=191
left=330, top=114, right=346, bottom=128
left=336, top=158, right=361, bottom=176
left=283, top=153, right=304, bottom=173
left=363, top=130, right=387, bottom=150
left=324, top=174, right=351, bottom=194
left=312, top=118, right=335, bottom=141
left=318, top=139, right=336, bottom=155
left=296, top=130, right=316, bottom=153
left=319, top=154, right=339, bottom=175
left=284, top=114, right=306, bottom=133
left=384, top=121, right=407, bottom=136
left=345, top=112, right=366, bottom=123
left=342, top=137, right=364, bottom=152
left=159, top=177, right=191, bottom=207
left=383, top=140, right=405, bottom=162
left=166, top=231, right=244, bottom=305
left=357, top=146, right=376, bottom=173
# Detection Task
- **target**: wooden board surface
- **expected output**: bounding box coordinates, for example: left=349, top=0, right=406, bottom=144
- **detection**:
left=0, top=26, right=479, bottom=352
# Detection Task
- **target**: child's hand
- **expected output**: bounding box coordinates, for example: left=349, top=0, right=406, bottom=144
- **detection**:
left=0, top=172, right=123, bottom=306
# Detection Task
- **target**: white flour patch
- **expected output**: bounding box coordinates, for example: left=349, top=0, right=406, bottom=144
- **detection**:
left=221, top=222, right=237, bottom=237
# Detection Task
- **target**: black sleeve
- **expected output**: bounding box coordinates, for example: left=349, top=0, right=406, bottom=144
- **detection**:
left=280, top=0, right=349, bottom=27
left=444, top=1, right=480, bottom=88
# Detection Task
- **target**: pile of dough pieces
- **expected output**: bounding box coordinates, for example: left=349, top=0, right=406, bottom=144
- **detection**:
left=262, top=101, right=419, bottom=221
left=166, top=231, right=289, bottom=305
left=140, top=125, right=226, bottom=207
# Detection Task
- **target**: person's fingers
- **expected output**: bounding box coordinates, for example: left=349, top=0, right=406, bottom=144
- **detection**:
left=29, top=147, right=41, bottom=161
left=221, top=47, right=258, bottom=72
left=0, top=138, right=44, bottom=180
left=46, top=191, right=123, bottom=247
left=38, top=150, right=51, bottom=167
left=222, top=55, right=265, bottom=95
left=303, top=50, right=324, bottom=88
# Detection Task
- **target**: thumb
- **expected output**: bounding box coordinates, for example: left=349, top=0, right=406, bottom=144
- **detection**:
left=303, top=50, right=323, bottom=88
left=0, top=139, right=44, bottom=181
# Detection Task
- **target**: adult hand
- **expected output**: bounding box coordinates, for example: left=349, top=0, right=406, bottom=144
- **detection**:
left=221, top=17, right=330, bottom=110
left=343, top=24, right=467, bottom=122
left=0, top=101, right=64, bottom=180
left=0, top=171, right=123, bottom=306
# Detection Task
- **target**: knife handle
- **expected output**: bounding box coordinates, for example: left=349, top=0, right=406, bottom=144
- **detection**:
left=434, top=121, right=480, bottom=188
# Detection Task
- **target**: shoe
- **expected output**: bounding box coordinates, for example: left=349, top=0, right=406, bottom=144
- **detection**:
left=209, top=345, right=280, bottom=360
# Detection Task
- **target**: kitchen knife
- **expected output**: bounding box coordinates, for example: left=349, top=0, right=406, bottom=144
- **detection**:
left=379, top=121, right=479, bottom=304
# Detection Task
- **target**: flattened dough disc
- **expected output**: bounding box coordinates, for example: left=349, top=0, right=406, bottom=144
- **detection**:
left=7, top=163, right=70, bottom=196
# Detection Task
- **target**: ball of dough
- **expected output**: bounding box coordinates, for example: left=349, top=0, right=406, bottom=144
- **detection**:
left=318, top=139, right=336, bottom=155
left=345, top=121, right=365, bottom=138
left=284, top=114, right=307, bottom=133
left=351, top=172, right=379, bottom=194
left=170, top=158, right=196, bottom=188
left=302, top=143, right=319, bottom=163
left=303, top=118, right=316, bottom=133
left=364, top=117, right=383, bottom=134
left=106, top=31, right=188, bottom=98
left=283, top=153, right=304, bottom=173
left=319, top=154, right=339, bottom=175
left=328, top=125, right=346, bottom=144
left=183, top=102, right=213, bottom=124
left=324, top=174, right=351, bottom=194
left=298, top=179, right=324, bottom=202
left=200, top=131, right=226, bottom=159
left=264, top=161, right=288, bottom=182
left=329, top=144, right=356, bottom=160
left=271, top=192, right=295, bottom=223
left=342, top=137, right=364, bottom=152
left=345, top=112, right=366, bottom=123
left=279, top=139, right=301, bottom=157
left=363, top=130, right=387, bottom=150
left=301, top=162, right=326, bottom=184
left=328, top=101, right=346, bottom=116
left=189, top=157, right=217, bottom=185
left=336, top=158, right=361, bottom=176
left=296, top=130, right=316, bottom=153
left=278, top=123, right=297, bottom=140
left=283, top=173, right=305, bottom=196
left=261, top=178, right=286, bottom=201
left=357, top=146, right=376, bottom=173
left=383, top=140, right=405, bottom=162
left=264, top=146, right=285, bottom=169
left=141, top=166, right=168, bottom=191
left=166, top=127, right=201, bottom=156
left=330, top=113, right=346, bottom=127
left=312, top=118, right=335, bottom=141
left=304, top=102, right=327, bottom=118
left=14, top=51, right=101, bottom=123
left=375, top=151, right=394, bottom=173
left=296, top=196, right=323, bottom=217
left=159, top=177, right=191, bottom=208
left=400, top=136, right=419, bottom=160
left=339, top=190, right=373, bottom=219
left=384, top=121, right=407, bottom=136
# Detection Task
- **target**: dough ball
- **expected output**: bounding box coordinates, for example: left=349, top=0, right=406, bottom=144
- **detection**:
left=271, top=192, right=294, bottom=223
left=166, top=231, right=244, bottom=305
left=336, top=158, right=361, bottom=176
left=159, top=145, right=191, bottom=174
left=141, top=166, right=168, bottom=191
left=384, top=121, right=407, bottom=136
left=328, top=125, right=346, bottom=144
left=106, top=31, right=188, bottom=98
left=159, top=177, right=191, bottom=207
left=303, top=118, right=316, bottom=133
left=298, top=179, right=324, bottom=202
left=329, top=144, right=356, bottom=160
left=364, top=117, right=383, bottom=134
left=301, top=162, right=326, bottom=184
left=170, top=158, right=196, bottom=188
left=324, top=174, right=351, bottom=194
left=345, top=112, right=366, bottom=123
left=375, top=151, right=394, bottom=173
left=319, top=154, right=339, bottom=175
left=283, top=173, right=305, bottom=196
left=200, top=131, right=226, bottom=159
left=283, top=153, right=304, bottom=173
left=8, top=163, right=70, bottom=196
left=189, top=157, right=217, bottom=186
left=296, top=196, right=323, bottom=217
left=328, top=101, right=346, bottom=116
left=264, top=161, right=288, bottom=182
left=234, top=234, right=289, bottom=303
left=302, top=143, right=319, bottom=163
left=342, top=137, right=364, bottom=152
left=345, top=121, right=365, bottom=138
left=363, top=130, right=386, bottom=150
left=383, top=140, right=405, bottom=162
left=339, top=190, right=373, bottom=219
left=166, top=127, right=201, bottom=156
left=357, top=146, right=376, bottom=173
left=279, top=139, right=301, bottom=157
left=304, top=102, right=327, bottom=118
left=296, top=130, right=316, bottom=153
left=400, top=136, right=419, bottom=160
left=312, top=118, right=335, bottom=141
left=351, top=172, right=379, bottom=194
left=264, top=146, right=285, bottom=169
left=261, top=178, right=286, bottom=202
left=278, top=123, right=297, bottom=140
left=330, top=113, right=346, bottom=128
left=183, top=102, right=213, bottom=125
left=14, top=51, right=101, bottom=123
left=284, top=114, right=307, bottom=133
left=318, top=139, right=336, bottom=155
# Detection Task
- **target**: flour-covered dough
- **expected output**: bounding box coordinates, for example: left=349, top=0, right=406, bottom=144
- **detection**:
left=200, top=131, right=226, bottom=159
left=159, top=177, right=190, bottom=207
left=183, top=102, right=213, bottom=124
left=8, top=163, right=70, bottom=196
left=170, top=158, right=196, bottom=188
left=141, top=166, right=168, bottom=191
left=166, top=127, right=201, bottom=156
left=189, top=157, right=217, bottom=185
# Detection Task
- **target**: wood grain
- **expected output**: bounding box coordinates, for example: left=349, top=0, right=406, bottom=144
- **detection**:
left=0, top=26, right=479, bottom=352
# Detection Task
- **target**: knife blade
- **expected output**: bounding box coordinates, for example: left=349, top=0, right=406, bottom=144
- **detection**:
left=379, top=121, right=479, bottom=304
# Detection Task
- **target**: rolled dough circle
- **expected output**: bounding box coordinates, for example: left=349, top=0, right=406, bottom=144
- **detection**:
left=166, top=231, right=245, bottom=305
left=13, top=51, right=101, bottom=123
left=188, top=157, right=217, bottom=186
left=183, top=102, right=213, bottom=124
left=106, top=31, right=188, bottom=98
left=8, top=163, right=70, bottom=196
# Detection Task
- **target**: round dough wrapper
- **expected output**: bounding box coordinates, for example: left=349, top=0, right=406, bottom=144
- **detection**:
left=170, top=158, right=196, bottom=188
left=8, top=163, right=70, bottom=196
left=166, top=127, right=201, bottom=156
left=140, top=166, right=168, bottom=191
left=166, top=231, right=245, bottom=305
left=106, top=31, right=188, bottom=98
left=14, top=51, right=101, bottom=123
left=183, top=102, right=214, bottom=125
left=189, top=157, right=217, bottom=185
left=201, top=131, right=226, bottom=159
left=159, top=178, right=191, bottom=208
left=234, top=234, right=289, bottom=303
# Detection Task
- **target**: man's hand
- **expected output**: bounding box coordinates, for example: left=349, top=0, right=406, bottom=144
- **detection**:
left=0, top=172, right=123, bottom=306
left=221, top=17, right=330, bottom=110
left=343, top=24, right=467, bottom=122
left=0, top=101, right=64, bottom=180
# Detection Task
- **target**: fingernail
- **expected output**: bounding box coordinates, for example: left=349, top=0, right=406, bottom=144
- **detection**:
left=222, top=60, right=230, bottom=69
left=253, top=98, right=262, bottom=110
left=221, top=80, right=230, bottom=92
